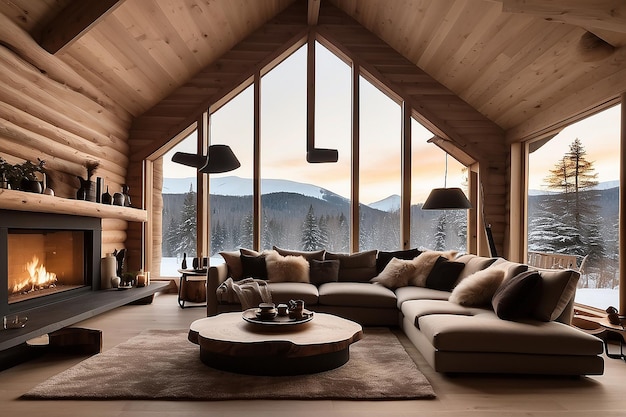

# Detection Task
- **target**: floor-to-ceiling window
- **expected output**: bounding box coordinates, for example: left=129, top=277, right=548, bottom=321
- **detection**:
left=359, top=77, right=402, bottom=251
left=160, top=131, right=198, bottom=276
left=155, top=34, right=470, bottom=272
left=208, top=85, right=254, bottom=257
left=527, top=104, right=621, bottom=310
left=410, top=119, right=467, bottom=251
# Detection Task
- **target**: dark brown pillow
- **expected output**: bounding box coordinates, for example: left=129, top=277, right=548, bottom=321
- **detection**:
left=425, top=256, right=465, bottom=292
left=309, top=259, right=340, bottom=285
left=376, top=248, right=421, bottom=273
left=325, top=250, right=377, bottom=282
left=240, top=253, right=268, bottom=280
left=492, top=270, right=542, bottom=321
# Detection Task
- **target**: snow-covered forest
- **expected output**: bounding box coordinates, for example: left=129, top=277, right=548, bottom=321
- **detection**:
left=528, top=138, right=618, bottom=291
left=162, top=190, right=467, bottom=259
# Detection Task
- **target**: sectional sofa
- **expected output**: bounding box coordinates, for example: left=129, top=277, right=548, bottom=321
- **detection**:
left=206, top=246, right=604, bottom=376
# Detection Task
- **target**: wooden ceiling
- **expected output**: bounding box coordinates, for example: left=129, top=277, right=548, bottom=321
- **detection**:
left=1, top=0, right=625, bottom=144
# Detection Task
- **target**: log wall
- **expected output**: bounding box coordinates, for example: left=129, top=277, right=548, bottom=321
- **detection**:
left=0, top=16, right=133, bottom=260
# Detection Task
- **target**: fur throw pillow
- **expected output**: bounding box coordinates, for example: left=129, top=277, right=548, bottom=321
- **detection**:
left=449, top=268, right=505, bottom=306
left=409, top=250, right=458, bottom=287
left=370, top=257, right=417, bottom=289
left=264, top=250, right=310, bottom=283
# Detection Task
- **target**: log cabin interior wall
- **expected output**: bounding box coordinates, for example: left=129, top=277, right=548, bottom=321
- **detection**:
left=1, top=0, right=625, bottom=274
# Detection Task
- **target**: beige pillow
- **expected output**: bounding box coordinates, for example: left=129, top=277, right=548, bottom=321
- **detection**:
left=449, top=268, right=505, bottom=306
left=220, top=248, right=261, bottom=280
left=370, top=257, right=416, bottom=289
left=219, top=251, right=243, bottom=280
left=265, top=250, right=310, bottom=283
left=409, top=250, right=457, bottom=287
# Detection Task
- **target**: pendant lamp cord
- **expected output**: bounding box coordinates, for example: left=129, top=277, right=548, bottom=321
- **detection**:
left=444, top=153, right=448, bottom=188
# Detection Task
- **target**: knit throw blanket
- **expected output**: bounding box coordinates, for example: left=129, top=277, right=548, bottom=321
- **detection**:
left=217, top=277, right=272, bottom=310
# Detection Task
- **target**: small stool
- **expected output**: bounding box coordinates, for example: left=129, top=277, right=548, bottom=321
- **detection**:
left=177, top=269, right=207, bottom=308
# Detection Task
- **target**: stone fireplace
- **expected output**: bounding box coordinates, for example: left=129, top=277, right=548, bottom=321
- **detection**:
left=0, top=210, right=101, bottom=319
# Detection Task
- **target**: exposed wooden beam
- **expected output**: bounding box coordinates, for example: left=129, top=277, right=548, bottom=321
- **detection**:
left=39, top=0, right=123, bottom=54
left=308, top=0, right=321, bottom=25
left=499, top=0, right=626, bottom=34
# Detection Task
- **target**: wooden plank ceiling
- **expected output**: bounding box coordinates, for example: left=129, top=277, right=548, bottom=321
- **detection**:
left=1, top=0, right=625, bottom=145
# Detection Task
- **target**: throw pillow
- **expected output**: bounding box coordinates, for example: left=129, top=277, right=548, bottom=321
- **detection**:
left=492, top=270, right=543, bottom=320
left=455, top=254, right=497, bottom=281
left=449, top=268, right=505, bottom=306
left=425, top=257, right=466, bottom=292
left=532, top=268, right=580, bottom=321
left=370, top=257, right=417, bottom=289
left=219, top=250, right=243, bottom=280
left=265, top=250, right=310, bottom=283
left=325, top=250, right=378, bottom=282
left=240, top=252, right=268, bottom=280
left=273, top=246, right=325, bottom=262
left=309, top=259, right=340, bottom=285
left=489, top=258, right=529, bottom=281
left=409, top=250, right=457, bottom=287
left=376, top=248, right=421, bottom=273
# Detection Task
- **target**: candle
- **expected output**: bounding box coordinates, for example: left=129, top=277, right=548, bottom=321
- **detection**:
left=136, top=271, right=146, bottom=287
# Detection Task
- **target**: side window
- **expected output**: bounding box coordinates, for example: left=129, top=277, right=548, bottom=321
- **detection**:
left=527, top=105, right=620, bottom=309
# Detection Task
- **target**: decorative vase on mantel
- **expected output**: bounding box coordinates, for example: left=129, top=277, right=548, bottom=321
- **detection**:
left=76, top=176, right=97, bottom=201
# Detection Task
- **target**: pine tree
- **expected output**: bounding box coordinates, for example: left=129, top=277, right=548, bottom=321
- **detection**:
left=211, top=220, right=226, bottom=255
left=529, top=138, right=604, bottom=268
left=301, top=205, right=322, bottom=251
left=174, top=187, right=197, bottom=257
left=433, top=213, right=446, bottom=251
left=163, top=215, right=177, bottom=257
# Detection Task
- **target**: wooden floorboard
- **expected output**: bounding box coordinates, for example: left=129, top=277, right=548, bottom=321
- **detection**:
left=1, top=293, right=625, bottom=417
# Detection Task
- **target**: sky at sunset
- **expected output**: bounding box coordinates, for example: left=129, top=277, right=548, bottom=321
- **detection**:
left=163, top=43, right=620, bottom=204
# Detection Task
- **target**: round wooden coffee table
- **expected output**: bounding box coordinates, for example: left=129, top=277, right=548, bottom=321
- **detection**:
left=188, top=312, right=363, bottom=375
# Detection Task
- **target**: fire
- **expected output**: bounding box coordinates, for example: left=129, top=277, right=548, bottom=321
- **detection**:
left=10, top=256, right=57, bottom=294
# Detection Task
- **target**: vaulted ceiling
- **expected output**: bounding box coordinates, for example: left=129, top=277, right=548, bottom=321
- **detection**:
left=2, top=0, right=625, bottom=152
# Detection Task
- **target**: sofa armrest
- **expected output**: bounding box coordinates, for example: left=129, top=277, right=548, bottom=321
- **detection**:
left=207, top=263, right=229, bottom=316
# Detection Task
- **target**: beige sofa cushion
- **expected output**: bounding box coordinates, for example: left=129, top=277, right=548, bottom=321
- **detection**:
left=395, top=286, right=450, bottom=306
left=417, top=313, right=603, bottom=356
left=400, top=299, right=482, bottom=328
left=267, top=282, right=319, bottom=305
left=318, top=282, right=397, bottom=308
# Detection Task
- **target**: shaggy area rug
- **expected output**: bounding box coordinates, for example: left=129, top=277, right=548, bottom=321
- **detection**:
left=22, top=328, right=435, bottom=401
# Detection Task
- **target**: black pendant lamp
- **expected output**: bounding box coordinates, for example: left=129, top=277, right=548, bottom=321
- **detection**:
left=422, top=154, right=471, bottom=210
left=171, top=144, right=240, bottom=174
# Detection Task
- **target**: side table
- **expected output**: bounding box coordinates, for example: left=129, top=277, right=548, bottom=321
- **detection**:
left=574, top=313, right=626, bottom=360
left=177, top=269, right=207, bottom=308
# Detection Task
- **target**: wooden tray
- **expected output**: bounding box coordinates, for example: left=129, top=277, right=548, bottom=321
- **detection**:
left=242, top=308, right=314, bottom=326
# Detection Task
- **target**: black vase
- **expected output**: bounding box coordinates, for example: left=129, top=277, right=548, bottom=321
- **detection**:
left=101, top=186, right=112, bottom=204
left=21, top=179, right=43, bottom=193
left=181, top=253, right=187, bottom=269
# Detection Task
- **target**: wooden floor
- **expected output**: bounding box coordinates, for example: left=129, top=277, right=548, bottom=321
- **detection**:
left=1, top=292, right=625, bottom=417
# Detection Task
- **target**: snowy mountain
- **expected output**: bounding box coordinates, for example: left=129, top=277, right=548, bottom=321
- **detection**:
left=163, top=176, right=348, bottom=203
left=369, top=194, right=400, bottom=212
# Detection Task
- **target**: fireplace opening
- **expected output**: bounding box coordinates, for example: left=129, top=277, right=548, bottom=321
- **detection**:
left=8, top=229, right=87, bottom=304
left=0, top=210, right=101, bottom=317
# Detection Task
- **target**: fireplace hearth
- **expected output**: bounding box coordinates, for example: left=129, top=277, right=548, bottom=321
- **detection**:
left=0, top=208, right=169, bottom=355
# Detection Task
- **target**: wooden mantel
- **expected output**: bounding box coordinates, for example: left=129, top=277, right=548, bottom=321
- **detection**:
left=0, top=188, right=147, bottom=222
